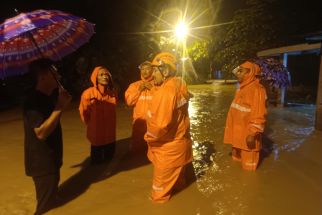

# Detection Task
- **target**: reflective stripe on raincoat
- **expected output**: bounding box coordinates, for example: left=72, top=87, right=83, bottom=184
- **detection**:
left=79, top=67, right=117, bottom=146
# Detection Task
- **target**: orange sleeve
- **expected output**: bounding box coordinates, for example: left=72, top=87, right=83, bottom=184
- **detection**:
left=79, top=90, right=91, bottom=124
left=125, top=82, right=141, bottom=106
left=247, top=87, right=267, bottom=136
left=145, top=89, right=176, bottom=143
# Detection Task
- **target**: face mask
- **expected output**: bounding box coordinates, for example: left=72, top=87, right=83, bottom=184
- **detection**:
left=232, top=66, right=240, bottom=76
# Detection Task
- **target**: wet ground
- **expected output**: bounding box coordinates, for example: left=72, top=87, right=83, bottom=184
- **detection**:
left=0, top=84, right=321, bottom=215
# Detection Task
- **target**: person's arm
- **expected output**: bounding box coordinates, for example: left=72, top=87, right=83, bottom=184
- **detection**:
left=34, top=110, right=62, bottom=141
left=125, top=82, right=144, bottom=106
left=79, top=90, right=93, bottom=124
left=246, top=87, right=267, bottom=148
left=35, top=89, right=71, bottom=140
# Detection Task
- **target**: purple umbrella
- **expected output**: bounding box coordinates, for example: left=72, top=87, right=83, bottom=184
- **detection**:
left=0, top=9, right=95, bottom=78
left=253, top=58, right=291, bottom=88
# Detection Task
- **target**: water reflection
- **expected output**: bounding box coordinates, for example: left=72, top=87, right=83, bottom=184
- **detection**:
left=266, top=105, right=315, bottom=160
left=189, top=85, right=235, bottom=198
left=187, top=84, right=318, bottom=214
left=188, top=85, right=316, bottom=174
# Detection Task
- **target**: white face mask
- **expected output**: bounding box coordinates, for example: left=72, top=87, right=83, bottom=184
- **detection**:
left=232, top=66, right=240, bottom=76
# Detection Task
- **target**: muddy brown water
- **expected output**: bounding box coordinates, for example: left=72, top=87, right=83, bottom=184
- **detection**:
left=0, top=84, right=321, bottom=215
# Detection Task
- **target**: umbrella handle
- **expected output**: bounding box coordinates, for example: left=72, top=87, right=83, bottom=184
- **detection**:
left=56, top=79, right=66, bottom=92
left=50, top=67, right=66, bottom=92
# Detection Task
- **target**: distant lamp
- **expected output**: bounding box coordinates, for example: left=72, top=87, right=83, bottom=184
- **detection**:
left=181, top=57, right=188, bottom=62
left=175, top=21, right=188, bottom=41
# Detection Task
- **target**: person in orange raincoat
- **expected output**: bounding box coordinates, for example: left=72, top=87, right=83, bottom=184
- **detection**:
left=144, top=52, right=193, bottom=203
left=79, top=66, right=117, bottom=164
left=224, top=61, right=267, bottom=171
left=125, top=61, right=154, bottom=154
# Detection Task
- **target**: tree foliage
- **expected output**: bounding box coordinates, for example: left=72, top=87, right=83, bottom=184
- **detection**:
left=211, top=0, right=283, bottom=78
left=188, top=40, right=209, bottom=61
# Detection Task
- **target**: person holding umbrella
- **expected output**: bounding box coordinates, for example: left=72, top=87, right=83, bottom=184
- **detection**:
left=0, top=9, right=93, bottom=214
left=23, top=58, right=72, bottom=214
left=224, top=61, right=267, bottom=171
left=79, top=66, right=117, bottom=164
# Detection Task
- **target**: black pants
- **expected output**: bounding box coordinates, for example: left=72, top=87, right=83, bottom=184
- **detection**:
left=91, top=142, right=116, bottom=164
left=32, top=172, right=60, bottom=215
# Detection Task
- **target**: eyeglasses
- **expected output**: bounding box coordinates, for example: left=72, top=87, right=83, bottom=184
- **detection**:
left=138, top=65, right=152, bottom=71
left=152, top=64, right=167, bottom=73
left=232, top=66, right=249, bottom=75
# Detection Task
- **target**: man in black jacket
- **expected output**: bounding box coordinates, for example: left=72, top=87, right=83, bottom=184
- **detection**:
left=23, top=59, right=71, bottom=214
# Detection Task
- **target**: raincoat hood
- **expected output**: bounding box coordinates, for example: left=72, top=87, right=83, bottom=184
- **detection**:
left=152, top=52, right=177, bottom=71
left=240, top=61, right=261, bottom=88
left=90, top=66, right=113, bottom=88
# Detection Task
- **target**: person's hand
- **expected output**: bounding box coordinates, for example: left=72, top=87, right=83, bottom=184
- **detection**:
left=55, top=89, right=72, bottom=111
left=138, top=83, right=146, bottom=92
left=144, top=82, right=153, bottom=90
left=246, top=135, right=256, bottom=149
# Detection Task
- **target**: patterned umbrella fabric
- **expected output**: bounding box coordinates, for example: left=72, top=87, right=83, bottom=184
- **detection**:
left=253, top=58, right=291, bottom=88
left=0, top=9, right=95, bottom=78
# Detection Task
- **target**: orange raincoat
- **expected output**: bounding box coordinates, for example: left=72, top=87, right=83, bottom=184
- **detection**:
left=79, top=67, right=117, bottom=146
left=224, top=61, right=267, bottom=170
left=144, top=77, right=192, bottom=202
left=125, top=76, right=154, bottom=153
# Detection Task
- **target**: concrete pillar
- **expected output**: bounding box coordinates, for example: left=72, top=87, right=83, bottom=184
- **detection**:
left=280, top=53, right=288, bottom=106
left=315, top=53, right=322, bottom=130
left=276, top=53, right=290, bottom=107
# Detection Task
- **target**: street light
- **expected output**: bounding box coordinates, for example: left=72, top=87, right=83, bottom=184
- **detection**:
left=181, top=57, right=188, bottom=62
left=175, top=21, right=188, bottom=41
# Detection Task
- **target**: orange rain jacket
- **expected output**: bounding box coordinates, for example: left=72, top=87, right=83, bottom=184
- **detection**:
left=144, top=77, right=193, bottom=169
left=224, top=61, right=267, bottom=151
left=79, top=67, right=117, bottom=146
left=125, top=76, right=154, bottom=123
left=125, top=76, right=154, bottom=152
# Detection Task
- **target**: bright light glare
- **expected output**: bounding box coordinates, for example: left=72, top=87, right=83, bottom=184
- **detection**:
left=175, top=21, right=188, bottom=41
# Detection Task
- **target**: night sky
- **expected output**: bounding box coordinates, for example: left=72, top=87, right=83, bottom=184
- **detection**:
left=1, top=0, right=321, bottom=47
left=0, top=0, right=321, bottom=103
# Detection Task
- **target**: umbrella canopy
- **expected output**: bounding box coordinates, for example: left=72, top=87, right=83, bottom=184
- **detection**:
left=254, top=58, right=291, bottom=88
left=0, top=9, right=95, bottom=78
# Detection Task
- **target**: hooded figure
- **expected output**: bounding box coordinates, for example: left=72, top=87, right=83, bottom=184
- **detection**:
left=79, top=66, right=117, bottom=164
left=125, top=61, right=154, bottom=154
left=144, top=52, right=193, bottom=203
left=224, top=61, right=267, bottom=171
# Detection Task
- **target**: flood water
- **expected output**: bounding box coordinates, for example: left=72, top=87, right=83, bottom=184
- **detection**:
left=0, top=84, right=321, bottom=215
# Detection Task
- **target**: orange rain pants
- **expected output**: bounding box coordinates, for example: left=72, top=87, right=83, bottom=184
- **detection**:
left=144, top=77, right=192, bottom=202
left=79, top=67, right=117, bottom=146
left=224, top=61, right=267, bottom=171
left=125, top=78, right=154, bottom=154
left=151, top=166, right=186, bottom=203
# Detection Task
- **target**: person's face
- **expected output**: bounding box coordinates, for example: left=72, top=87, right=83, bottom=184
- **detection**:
left=152, top=66, right=164, bottom=86
left=97, top=68, right=110, bottom=86
left=41, top=66, right=60, bottom=90
left=233, top=66, right=250, bottom=82
left=140, top=64, right=153, bottom=79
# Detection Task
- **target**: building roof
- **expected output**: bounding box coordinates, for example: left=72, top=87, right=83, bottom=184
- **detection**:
left=257, top=42, right=321, bottom=57
left=257, top=31, right=322, bottom=57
